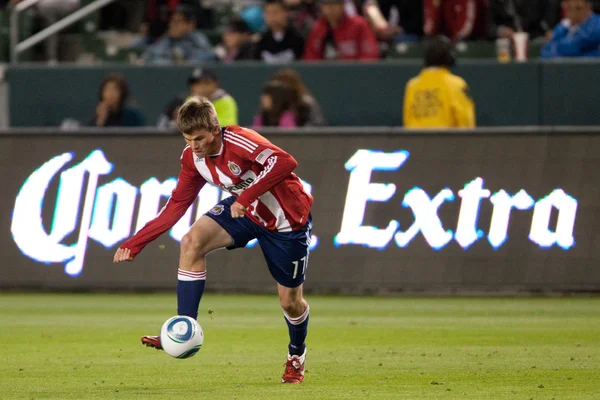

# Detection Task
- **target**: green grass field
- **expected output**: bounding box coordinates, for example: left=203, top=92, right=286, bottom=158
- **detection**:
left=0, top=294, right=599, bottom=399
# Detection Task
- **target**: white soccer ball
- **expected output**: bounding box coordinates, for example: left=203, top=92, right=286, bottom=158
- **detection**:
left=160, top=316, right=204, bottom=359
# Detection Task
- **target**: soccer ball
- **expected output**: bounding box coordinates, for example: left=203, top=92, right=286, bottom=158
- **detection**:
left=160, top=316, right=204, bottom=359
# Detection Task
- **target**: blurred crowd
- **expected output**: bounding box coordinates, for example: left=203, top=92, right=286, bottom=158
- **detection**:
left=89, top=65, right=327, bottom=129
left=4, top=0, right=600, bottom=63
left=4, top=0, right=600, bottom=131
left=86, top=36, right=469, bottom=130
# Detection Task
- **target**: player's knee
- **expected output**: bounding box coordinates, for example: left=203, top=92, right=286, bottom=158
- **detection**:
left=280, top=295, right=304, bottom=316
left=180, top=231, right=210, bottom=257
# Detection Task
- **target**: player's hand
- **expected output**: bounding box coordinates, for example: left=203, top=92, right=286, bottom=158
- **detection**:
left=230, top=202, right=247, bottom=218
left=113, top=247, right=134, bottom=263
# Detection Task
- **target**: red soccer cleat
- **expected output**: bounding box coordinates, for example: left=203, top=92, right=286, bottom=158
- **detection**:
left=141, top=335, right=162, bottom=350
left=281, top=349, right=306, bottom=384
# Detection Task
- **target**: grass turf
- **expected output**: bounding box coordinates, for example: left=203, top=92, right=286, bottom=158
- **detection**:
left=0, top=294, right=599, bottom=399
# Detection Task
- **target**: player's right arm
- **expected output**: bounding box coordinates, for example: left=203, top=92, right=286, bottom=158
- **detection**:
left=113, top=147, right=206, bottom=262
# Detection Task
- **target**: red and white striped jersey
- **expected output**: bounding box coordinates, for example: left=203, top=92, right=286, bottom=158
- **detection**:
left=122, top=125, right=313, bottom=258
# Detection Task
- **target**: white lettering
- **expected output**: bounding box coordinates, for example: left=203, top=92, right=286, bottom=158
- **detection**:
left=89, top=178, right=138, bottom=248
left=455, top=178, right=491, bottom=248
left=334, top=150, right=408, bottom=249
left=488, top=189, right=535, bottom=248
left=11, top=150, right=113, bottom=276
left=136, top=178, right=177, bottom=233
left=11, top=149, right=579, bottom=278
left=12, top=152, right=75, bottom=264
left=529, top=189, right=577, bottom=249
left=395, top=188, right=455, bottom=249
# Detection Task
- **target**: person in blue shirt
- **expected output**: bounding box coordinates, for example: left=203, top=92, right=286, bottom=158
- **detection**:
left=143, top=5, right=215, bottom=65
left=542, top=0, right=600, bottom=58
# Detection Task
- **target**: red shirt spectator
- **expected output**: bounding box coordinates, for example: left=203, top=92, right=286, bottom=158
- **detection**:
left=303, top=0, right=379, bottom=60
left=424, top=0, right=488, bottom=42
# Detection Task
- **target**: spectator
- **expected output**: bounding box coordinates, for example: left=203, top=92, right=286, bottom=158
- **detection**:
left=140, top=0, right=212, bottom=44
left=157, top=96, right=185, bottom=130
left=488, top=0, right=561, bottom=41
left=254, top=0, right=305, bottom=63
left=272, top=68, right=327, bottom=126
left=90, top=73, right=145, bottom=127
left=158, top=68, right=239, bottom=129
left=285, top=0, right=320, bottom=36
left=359, top=0, right=424, bottom=43
left=189, top=68, right=239, bottom=126
left=214, top=16, right=255, bottom=63
left=542, top=0, right=600, bottom=57
left=143, top=5, right=215, bottom=65
left=424, top=0, right=488, bottom=42
left=252, top=81, right=298, bottom=128
left=303, top=0, right=379, bottom=60
left=403, top=37, right=475, bottom=129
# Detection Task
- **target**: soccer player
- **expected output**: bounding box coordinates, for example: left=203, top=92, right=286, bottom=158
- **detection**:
left=113, top=97, right=313, bottom=384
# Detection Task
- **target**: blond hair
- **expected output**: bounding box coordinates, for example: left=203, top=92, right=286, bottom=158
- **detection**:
left=177, top=96, right=220, bottom=134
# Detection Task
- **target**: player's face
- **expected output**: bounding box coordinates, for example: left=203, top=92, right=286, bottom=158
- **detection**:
left=183, top=127, right=221, bottom=158
left=320, top=3, right=345, bottom=25
left=264, top=3, right=288, bottom=31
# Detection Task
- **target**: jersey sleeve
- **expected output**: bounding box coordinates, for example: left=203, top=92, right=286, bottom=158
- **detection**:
left=228, top=129, right=298, bottom=208
left=120, top=147, right=206, bottom=258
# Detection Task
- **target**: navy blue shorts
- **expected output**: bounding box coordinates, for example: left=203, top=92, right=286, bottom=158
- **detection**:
left=205, top=196, right=312, bottom=288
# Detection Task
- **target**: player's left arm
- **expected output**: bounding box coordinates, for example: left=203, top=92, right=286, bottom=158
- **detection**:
left=231, top=142, right=299, bottom=217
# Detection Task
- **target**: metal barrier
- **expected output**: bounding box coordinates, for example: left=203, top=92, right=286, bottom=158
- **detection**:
left=1, top=127, right=598, bottom=293
left=9, top=0, right=115, bottom=63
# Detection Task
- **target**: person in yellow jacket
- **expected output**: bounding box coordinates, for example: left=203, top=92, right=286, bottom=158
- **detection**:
left=157, top=68, right=239, bottom=129
left=186, top=68, right=238, bottom=126
left=403, top=37, right=475, bottom=129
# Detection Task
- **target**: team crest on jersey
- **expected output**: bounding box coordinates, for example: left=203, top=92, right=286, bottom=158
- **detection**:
left=228, top=161, right=241, bottom=175
left=209, top=205, right=224, bottom=216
